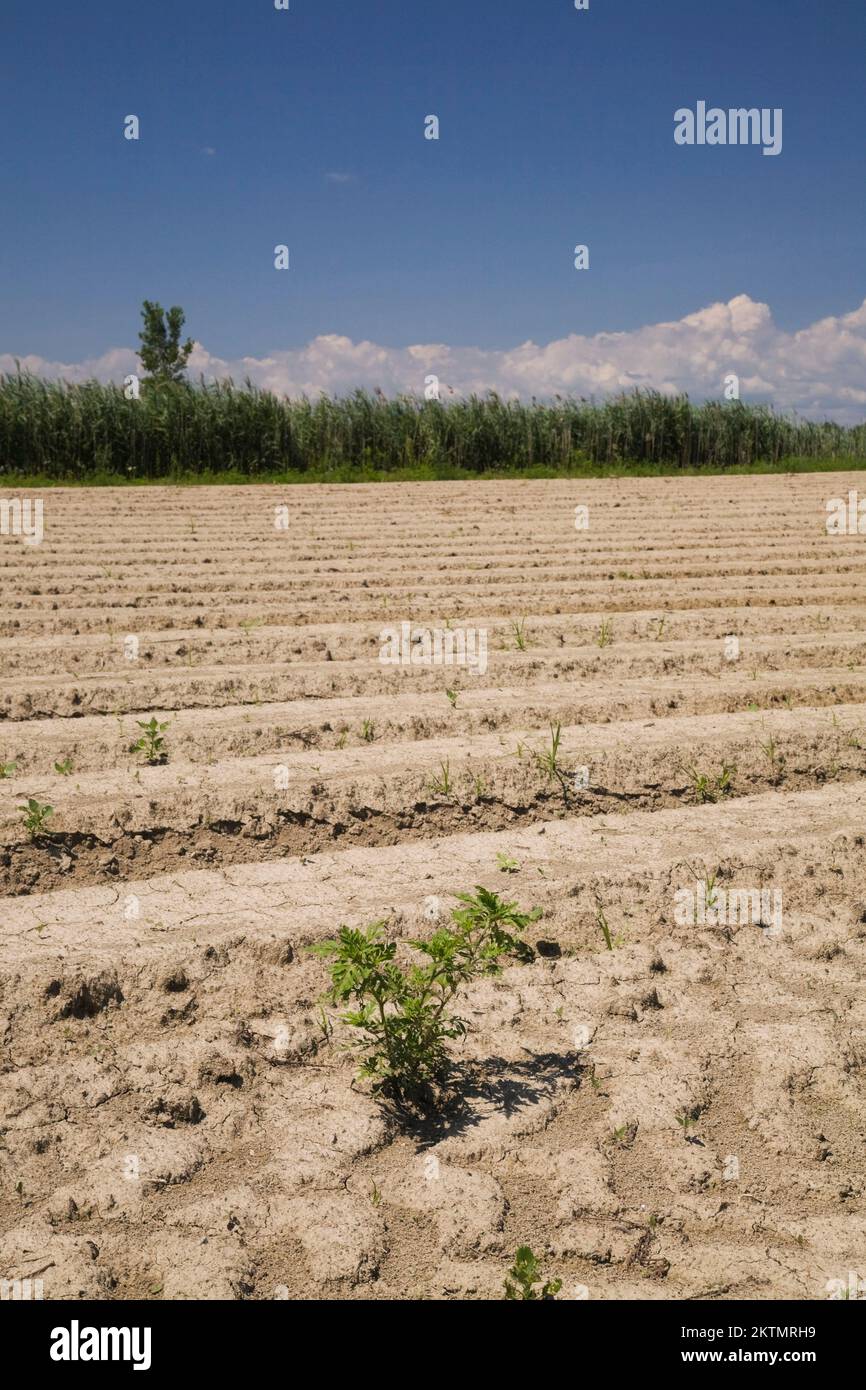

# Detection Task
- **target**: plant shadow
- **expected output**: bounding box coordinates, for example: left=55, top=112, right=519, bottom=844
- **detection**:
left=381, top=1049, right=584, bottom=1148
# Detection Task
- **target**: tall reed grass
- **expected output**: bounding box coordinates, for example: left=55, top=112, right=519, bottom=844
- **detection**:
left=1, top=371, right=864, bottom=479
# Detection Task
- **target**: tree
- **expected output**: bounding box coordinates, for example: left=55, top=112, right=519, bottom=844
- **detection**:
left=137, top=301, right=194, bottom=384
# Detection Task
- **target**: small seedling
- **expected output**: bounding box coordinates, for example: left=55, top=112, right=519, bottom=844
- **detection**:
left=652, top=616, right=667, bottom=641
left=683, top=762, right=736, bottom=804
left=595, top=902, right=624, bottom=951
left=0, top=760, right=18, bottom=779
left=496, top=852, right=520, bottom=873
left=54, top=758, right=74, bottom=776
left=703, top=871, right=720, bottom=913
left=133, top=717, right=170, bottom=764
left=610, top=1122, right=635, bottom=1147
left=676, top=1105, right=703, bottom=1141
left=758, top=735, right=785, bottom=779
left=18, top=798, right=53, bottom=838
left=687, top=767, right=713, bottom=803
left=532, top=722, right=563, bottom=780
left=427, top=760, right=453, bottom=798
left=504, top=1246, right=561, bottom=1301
left=317, top=1005, right=333, bottom=1043
left=510, top=618, right=528, bottom=652
left=471, top=774, right=488, bottom=799
left=445, top=689, right=458, bottom=709
left=361, top=719, right=376, bottom=743
left=370, top=1181, right=382, bottom=1208
left=530, top=722, right=572, bottom=801
left=596, top=619, right=613, bottom=648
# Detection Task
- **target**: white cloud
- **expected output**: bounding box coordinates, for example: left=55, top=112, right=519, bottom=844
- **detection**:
left=3, top=294, right=866, bottom=421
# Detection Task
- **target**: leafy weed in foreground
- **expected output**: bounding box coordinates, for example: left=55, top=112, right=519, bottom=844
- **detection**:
left=311, top=886, right=539, bottom=1101
left=504, top=1246, right=562, bottom=1300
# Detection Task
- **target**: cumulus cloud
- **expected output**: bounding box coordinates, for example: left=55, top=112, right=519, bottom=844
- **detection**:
left=3, top=294, right=866, bottom=421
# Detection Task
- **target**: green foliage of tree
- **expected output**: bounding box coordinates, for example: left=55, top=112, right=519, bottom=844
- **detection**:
left=138, top=301, right=194, bottom=384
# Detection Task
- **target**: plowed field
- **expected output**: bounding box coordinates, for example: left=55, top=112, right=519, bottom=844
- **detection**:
left=2, top=475, right=865, bottom=1301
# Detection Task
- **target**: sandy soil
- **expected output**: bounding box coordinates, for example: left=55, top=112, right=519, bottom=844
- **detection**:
left=1, top=474, right=865, bottom=1301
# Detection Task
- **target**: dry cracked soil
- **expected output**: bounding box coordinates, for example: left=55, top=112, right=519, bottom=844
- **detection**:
left=1, top=475, right=865, bottom=1301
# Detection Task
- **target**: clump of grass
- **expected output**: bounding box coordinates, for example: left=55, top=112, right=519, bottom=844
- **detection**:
left=361, top=719, right=376, bottom=743
left=758, top=735, right=785, bottom=780
left=510, top=618, right=528, bottom=652
left=427, top=760, right=453, bottom=798
left=683, top=761, right=736, bottom=803
left=596, top=619, right=614, bottom=648
left=699, top=869, right=721, bottom=914
left=530, top=722, right=572, bottom=800
left=532, top=722, right=564, bottom=779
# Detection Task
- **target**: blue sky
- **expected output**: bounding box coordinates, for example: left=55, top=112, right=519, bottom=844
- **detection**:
left=2, top=0, right=865, bottom=415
